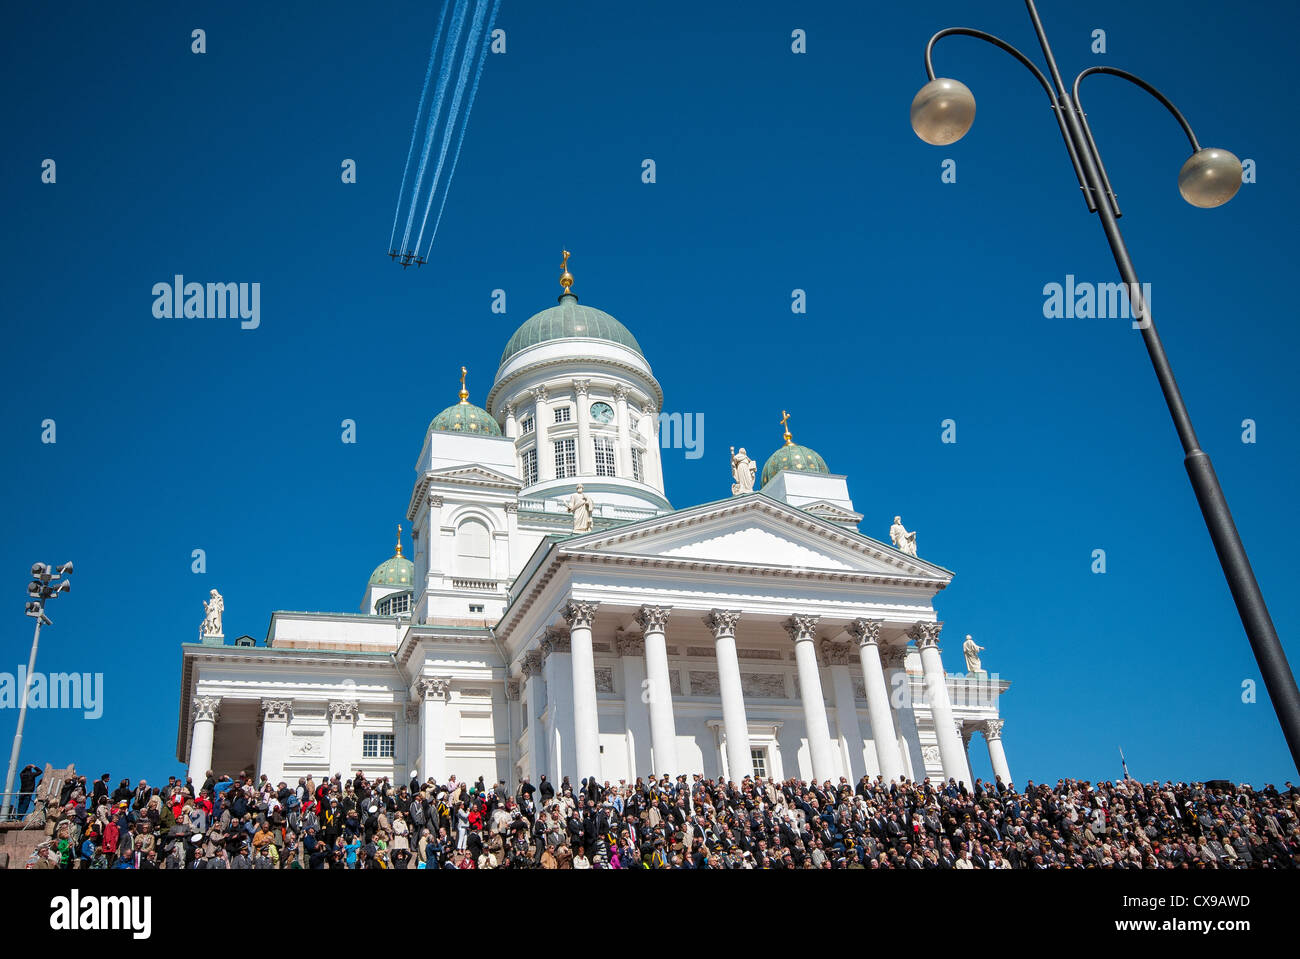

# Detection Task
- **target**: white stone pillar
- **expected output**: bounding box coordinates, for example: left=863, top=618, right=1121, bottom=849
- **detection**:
left=636, top=605, right=679, bottom=778
left=541, top=630, right=574, bottom=780
left=404, top=704, right=420, bottom=780
left=617, top=632, right=650, bottom=779
left=327, top=700, right=358, bottom=779
left=612, top=384, right=632, bottom=478
left=257, top=699, right=292, bottom=784
left=534, top=387, right=555, bottom=482
left=848, top=619, right=904, bottom=784
left=187, top=696, right=220, bottom=786
left=417, top=679, right=450, bottom=783
left=564, top=601, right=602, bottom=783
left=504, top=402, right=518, bottom=439
left=642, top=402, right=664, bottom=492
left=425, top=493, right=444, bottom=579
left=910, top=622, right=970, bottom=789
left=984, top=719, right=1012, bottom=787
left=521, top=651, right=547, bottom=781
left=785, top=615, right=837, bottom=784
left=704, top=609, right=752, bottom=781
left=881, top=643, right=923, bottom=779
left=821, top=639, right=870, bottom=781
left=573, top=380, right=594, bottom=476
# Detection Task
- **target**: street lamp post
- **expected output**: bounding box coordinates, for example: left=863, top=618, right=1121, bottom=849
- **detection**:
left=910, top=0, right=1300, bottom=773
left=1, top=562, right=73, bottom=820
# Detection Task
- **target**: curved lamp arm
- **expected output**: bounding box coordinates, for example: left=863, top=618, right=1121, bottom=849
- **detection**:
left=1071, top=66, right=1203, bottom=218
left=925, top=28, right=1096, bottom=210
left=924, top=27, right=1055, bottom=101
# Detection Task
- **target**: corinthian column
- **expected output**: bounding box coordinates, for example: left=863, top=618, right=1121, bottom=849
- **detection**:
left=188, top=696, right=221, bottom=786
left=909, top=622, right=971, bottom=788
left=704, top=609, right=752, bottom=781
left=573, top=380, right=594, bottom=475
left=784, top=615, right=836, bottom=783
left=636, top=605, right=678, bottom=778
left=564, top=600, right=602, bottom=783
left=984, top=719, right=1012, bottom=788
left=848, top=619, right=904, bottom=784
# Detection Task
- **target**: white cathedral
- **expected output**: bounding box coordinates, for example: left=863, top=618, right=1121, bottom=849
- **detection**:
left=176, top=257, right=1013, bottom=792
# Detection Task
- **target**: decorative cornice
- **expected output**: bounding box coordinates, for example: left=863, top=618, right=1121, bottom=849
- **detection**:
left=984, top=718, right=1005, bottom=742
left=192, top=695, right=221, bottom=724
left=260, top=699, right=292, bottom=722
left=818, top=638, right=854, bottom=666
left=327, top=700, right=359, bottom=723
left=782, top=614, right=820, bottom=644
left=562, top=600, right=600, bottom=630
left=634, top=604, right=671, bottom=634
left=703, top=609, right=741, bottom=639
left=847, top=618, right=883, bottom=647
left=908, top=621, right=944, bottom=650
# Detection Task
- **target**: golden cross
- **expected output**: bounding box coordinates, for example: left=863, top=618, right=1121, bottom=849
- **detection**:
left=780, top=410, right=792, bottom=445
left=459, top=366, right=469, bottom=402
left=561, top=250, right=570, bottom=272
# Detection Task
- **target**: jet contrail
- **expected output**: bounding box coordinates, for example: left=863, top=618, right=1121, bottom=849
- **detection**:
left=388, top=0, right=498, bottom=268
left=412, top=0, right=490, bottom=256
left=426, top=0, right=501, bottom=255
left=400, top=0, right=470, bottom=255
left=388, top=0, right=452, bottom=253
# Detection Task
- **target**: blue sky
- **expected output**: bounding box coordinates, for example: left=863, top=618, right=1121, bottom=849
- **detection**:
left=2, top=0, right=1297, bottom=789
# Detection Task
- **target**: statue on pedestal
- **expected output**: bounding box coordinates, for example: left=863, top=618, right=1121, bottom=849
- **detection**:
left=730, top=446, right=756, bottom=495
left=890, top=516, right=918, bottom=557
left=963, top=635, right=985, bottom=673
left=566, top=484, right=594, bottom=533
left=202, top=588, right=225, bottom=636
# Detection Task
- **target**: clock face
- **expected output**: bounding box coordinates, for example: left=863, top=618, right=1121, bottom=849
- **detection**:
left=590, top=401, right=615, bottom=424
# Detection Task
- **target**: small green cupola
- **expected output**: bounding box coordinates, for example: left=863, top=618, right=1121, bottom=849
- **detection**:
left=429, top=365, right=502, bottom=436
left=760, top=410, right=830, bottom=487
left=369, top=525, right=415, bottom=587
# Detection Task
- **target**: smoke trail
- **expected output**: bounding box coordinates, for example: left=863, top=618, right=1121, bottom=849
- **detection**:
left=388, top=1, right=452, bottom=252
left=412, top=0, right=489, bottom=256
left=425, top=0, right=501, bottom=256
left=400, top=0, right=470, bottom=254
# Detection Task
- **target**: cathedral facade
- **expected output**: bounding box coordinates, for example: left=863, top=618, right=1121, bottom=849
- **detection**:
left=175, top=261, right=1013, bottom=791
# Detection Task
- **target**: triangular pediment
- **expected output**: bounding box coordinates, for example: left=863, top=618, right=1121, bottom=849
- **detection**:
left=561, top=494, right=950, bottom=583
left=426, top=464, right=521, bottom=489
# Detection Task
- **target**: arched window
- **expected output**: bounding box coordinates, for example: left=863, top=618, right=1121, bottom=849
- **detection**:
left=457, top=519, right=491, bottom=578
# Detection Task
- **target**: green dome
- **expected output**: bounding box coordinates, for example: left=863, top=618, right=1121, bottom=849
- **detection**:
left=369, top=553, right=414, bottom=588
left=761, top=442, right=830, bottom=486
left=501, top=293, right=642, bottom=365
left=430, top=400, right=503, bottom=436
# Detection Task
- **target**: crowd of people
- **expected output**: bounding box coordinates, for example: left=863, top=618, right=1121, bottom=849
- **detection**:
left=15, top=763, right=1300, bottom=869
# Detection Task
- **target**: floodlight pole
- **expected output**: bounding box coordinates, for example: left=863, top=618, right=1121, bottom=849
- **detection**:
left=1, top=615, right=45, bottom=820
